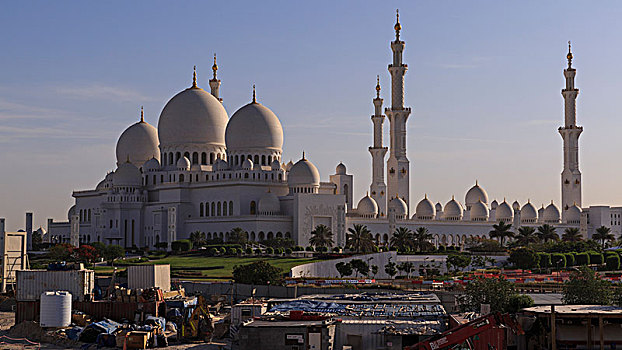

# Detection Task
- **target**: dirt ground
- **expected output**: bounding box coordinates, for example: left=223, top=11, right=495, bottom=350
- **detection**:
left=0, top=312, right=230, bottom=349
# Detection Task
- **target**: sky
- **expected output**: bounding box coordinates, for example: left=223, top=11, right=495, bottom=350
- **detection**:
left=1, top=1, right=622, bottom=231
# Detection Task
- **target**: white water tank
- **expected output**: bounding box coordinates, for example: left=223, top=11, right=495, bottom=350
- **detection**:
left=40, top=291, right=71, bottom=327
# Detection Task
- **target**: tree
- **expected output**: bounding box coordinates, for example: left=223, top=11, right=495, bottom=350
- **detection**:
left=397, top=261, right=415, bottom=279
left=562, top=266, right=612, bottom=305
left=514, top=227, right=539, bottom=246
left=335, top=262, right=353, bottom=278
left=350, top=259, right=369, bottom=278
left=309, top=225, right=334, bottom=249
left=228, top=227, right=248, bottom=245
left=171, top=240, right=193, bottom=252
left=233, top=261, right=283, bottom=285
left=390, top=227, right=413, bottom=252
left=49, top=243, right=74, bottom=261
left=562, top=228, right=582, bottom=242
left=412, top=227, right=434, bottom=252
left=508, top=247, right=540, bottom=270
left=458, top=277, right=517, bottom=313
left=489, top=221, right=514, bottom=246
left=371, top=265, right=379, bottom=278
left=32, top=231, right=42, bottom=248
left=103, top=245, right=125, bottom=264
left=189, top=231, right=206, bottom=247
left=76, top=245, right=99, bottom=264
left=593, top=226, right=614, bottom=248
left=507, top=294, right=535, bottom=313
left=606, top=254, right=620, bottom=271
left=346, top=224, right=375, bottom=253
left=384, top=257, right=398, bottom=279
left=154, top=242, right=168, bottom=250
left=537, top=224, right=559, bottom=242
left=446, top=254, right=472, bottom=272
left=90, top=242, right=107, bottom=257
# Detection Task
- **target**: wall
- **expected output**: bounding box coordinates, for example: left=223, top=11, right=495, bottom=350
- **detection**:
left=291, top=252, right=397, bottom=279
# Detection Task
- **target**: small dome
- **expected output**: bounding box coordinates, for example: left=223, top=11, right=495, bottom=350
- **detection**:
left=258, top=191, right=280, bottom=214
left=496, top=200, right=514, bottom=222
left=176, top=156, right=191, bottom=171
left=242, top=158, right=254, bottom=170
left=543, top=201, right=561, bottom=223
left=284, top=160, right=294, bottom=171
left=116, top=119, right=159, bottom=168
left=538, top=205, right=545, bottom=218
left=158, top=87, right=228, bottom=147
left=335, top=162, right=346, bottom=175
left=521, top=201, right=538, bottom=222
left=465, top=181, right=489, bottom=206
left=435, top=202, right=443, bottom=212
left=470, top=199, right=489, bottom=220
left=67, top=205, right=76, bottom=221
left=213, top=159, right=229, bottom=171
left=271, top=159, right=282, bottom=170
left=225, top=102, right=283, bottom=152
left=357, top=194, right=378, bottom=217
left=566, top=203, right=582, bottom=223
left=288, top=155, right=320, bottom=187
left=143, top=157, right=160, bottom=172
left=491, top=200, right=499, bottom=210
left=512, top=201, right=520, bottom=211
left=389, top=197, right=408, bottom=217
left=415, top=195, right=435, bottom=219
left=443, top=197, right=463, bottom=219
left=113, top=161, right=142, bottom=186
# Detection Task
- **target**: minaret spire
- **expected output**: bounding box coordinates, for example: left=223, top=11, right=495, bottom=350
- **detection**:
left=252, top=84, right=256, bottom=103
left=559, top=41, right=583, bottom=218
left=192, top=65, right=198, bottom=88
left=394, top=9, right=401, bottom=41
left=209, top=54, right=223, bottom=102
left=369, top=76, right=388, bottom=216
left=386, top=10, right=412, bottom=215
left=140, top=106, right=144, bottom=123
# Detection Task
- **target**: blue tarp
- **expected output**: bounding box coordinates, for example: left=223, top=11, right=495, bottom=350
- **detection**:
left=269, top=300, right=346, bottom=314
left=86, top=319, right=121, bottom=334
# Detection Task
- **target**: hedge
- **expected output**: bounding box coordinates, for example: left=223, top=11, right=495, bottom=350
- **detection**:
left=564, top=253, right=575, bottom=267
left=305, top=246, right=314, bottom=252
left=588, top=251, right=604, bottom=265
left=537, top=253, right=552, bottom=268
left=266, top=247, right=274, bottom=254
left=285, top=248, right=293, bottom=254
left=606, top=254, right=620, bottom=271
left=551, top=253, right=567, bottom=269
left=576, top=252, right=590, bottom=266
left=171, top=239, right=193, bottom=252
left=245, top=247, right=253, bottom=255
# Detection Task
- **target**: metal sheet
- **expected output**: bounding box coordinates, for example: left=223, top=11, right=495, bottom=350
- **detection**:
left=16, top=270, right=94, bottom=301
left=127, top=265, right=170, bottom=291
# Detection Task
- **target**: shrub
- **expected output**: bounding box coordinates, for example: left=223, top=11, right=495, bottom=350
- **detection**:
left=208, top=247, right=218, bottom=256
left=171, top=240, right=193, bottom=252
left=332, top=247, right=341, bottom=253
left=589, top=251, right=604, bottom=265
left=537, top=253, right=552, bottom=268
left=437, top=245, right=446, bottom=253
left=227, top=247, right=237, bottom=255
left=508, top=247, right=540, bottom=270
left=233, top=261, right=283, bottom=285
left=285, top=248, right=293, bottom=255
left=576, top=252, right=590, bottom=266
left=564, top=253, right=576, bottom=267
left=507, top=294, right=535, bottom=313
left=607, top=254, right=621, bottom=271
left=305, top=246, right=314, bottom=252
left=316, top=246, right=328, bottom=253
left=245, top=247, right=253, bottom=255
left=255, top=248, right=263, bottom=255
left=294, top=246, right=304, bottom=251
left=266, top=247, right=274, bottom=254
left=551, top=253, right=567, bottom=269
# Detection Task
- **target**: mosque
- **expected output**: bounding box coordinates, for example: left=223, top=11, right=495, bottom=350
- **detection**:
left=47, top=12, right=621, bottom=249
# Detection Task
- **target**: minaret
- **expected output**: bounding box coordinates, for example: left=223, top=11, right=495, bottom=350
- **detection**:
left=559, top=41, right=583, bottom=218
left=209, top=54, right=222, bottom=102
left=369, top=76, right=388, bottom=216
left=386, top=9, right=412, bottom=213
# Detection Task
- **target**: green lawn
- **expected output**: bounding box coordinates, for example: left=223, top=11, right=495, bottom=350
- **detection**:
left=95, top=256, right=320, bottom=279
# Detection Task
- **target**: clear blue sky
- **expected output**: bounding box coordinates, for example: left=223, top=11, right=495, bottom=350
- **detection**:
left=1, top=1, right=622, bottom=231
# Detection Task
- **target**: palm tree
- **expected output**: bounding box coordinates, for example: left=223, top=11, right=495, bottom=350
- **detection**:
left=561, top=227, right=582, bottom=242
left=489, top=221, right=514, bottom=246
left=412, top=227, right=434, bottom=252
left=593, top=226, right=614, bottom=248
left=228, top=227, right=248, bottom=245
left=390, top=227, right=413, bottom=252
left=515, top=226, right=539, bottom=246
left=346, top=224, right=375, bottom=253
left=537, top=224, right=558, bottom=242
left=189, top=231, right=206, bottom=247
left=309, top=224, right=334, bottom=249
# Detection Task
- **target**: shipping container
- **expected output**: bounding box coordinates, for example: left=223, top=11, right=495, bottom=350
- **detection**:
left=127, top=265, right=170, bottom=291
left=16, top=269, right=94, bottom=301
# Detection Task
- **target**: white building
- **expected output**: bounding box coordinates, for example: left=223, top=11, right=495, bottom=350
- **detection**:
left=48, top=14, right=618, bottom=248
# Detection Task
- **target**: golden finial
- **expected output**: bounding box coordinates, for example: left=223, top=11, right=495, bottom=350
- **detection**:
left=252, top=84, right=256, bottom=103
left=375, top=75, right=381, bottom=98
left=394, top=9, right=402, bottom=40
left=140, top=106, right=144, bottom=123
left=212, top=53, right=218, bottom=78
left=366, top=191, right=369, bottom=196
left=551, top=200, right=554, bottom=205
left=192, top=65, right=197, bottom=88
left=567, top=41, right=573, bottom=69
left=451, top=195, right=455, bottom=200
left=302, top=151, right=306, bottom=160
left=424, top=193, right=427, bottom=199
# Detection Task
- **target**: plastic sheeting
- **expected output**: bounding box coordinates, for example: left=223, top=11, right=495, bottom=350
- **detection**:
left=269, top=300, right=346, bottom=314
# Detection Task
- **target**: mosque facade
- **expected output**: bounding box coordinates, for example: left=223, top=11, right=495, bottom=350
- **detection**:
left=47, top=14, right=621, bottom=249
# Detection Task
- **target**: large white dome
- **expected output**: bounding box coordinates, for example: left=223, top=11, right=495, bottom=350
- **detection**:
left=470, top=199, right=489, bottom=220
left=225, top=102, right=283, bottom=152
left=566, top=203, right=581, bottom=223
left=113, top=161, right=142, bottom=187
left=158, top=86, right=228, bottom=147
left=521, top=201, right=538, bottom=222
left=288, top=155, right=320, bottom=187
left=357, top=194, right=378, bottom=218
left=415, top=195, right=435, bottom=219
left=543, top=201, right=561, bottom=223
left=116, top=118, right=159, bottom=168
left=496, top=200, right=513, bottom=222
left=465, top=181, right=488, bottom=206
left=258, top=190, right=280, bottom=215
left=389, top=197, right=408, bottom=218
left=443, top=197, right=463, bottom=220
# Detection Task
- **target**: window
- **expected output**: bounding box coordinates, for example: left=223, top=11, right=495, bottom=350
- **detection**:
left=179, top=174, right=184, bottom=182
left=254, top=155, right=259, bottom=164
left=210, top=153, right=214, bottom=164
left=200, top=203, right=204, bottom=217
left=201, top=152, right=207, bottom=165
left=223, top=203, right=228, bottom=216
left=184, top=151, right=190, bottom=160
left=261, top=155, right=266, bottom=165
left=268, top=155, right=272, bottom=164
left=217, top=202, right=221, bottom=216
left=211, top=203, right=215, bottom=216
left=109, top=220, right=113, bottom=229
left=161, top=175, right=164, bottom=183
left=176, top=152, right=181, bottom=162
left=250, top=201, right=257, bottom=215
left=235, top=155, right=239, bottom=165
left=229, top=201, right=233, bottom=216
left=192, top=152, right=198, bottom=164
left=153, top=175, right=156, bottom=185
left=169, top=153, right=173, bottom=165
